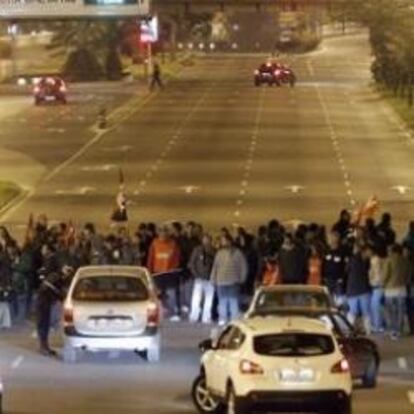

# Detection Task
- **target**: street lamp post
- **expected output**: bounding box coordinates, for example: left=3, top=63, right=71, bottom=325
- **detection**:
left=7, top=22, right=18, bottom=81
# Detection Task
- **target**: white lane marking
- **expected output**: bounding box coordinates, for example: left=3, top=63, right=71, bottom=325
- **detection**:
left=101, top=145, right=132, bottom=152
left=179, top=185, right=200, bottom=194
left=285, top=185, right=304, bottom=194
left=408, top=391, right=414, bottom=404
left=47, top=127, right=66, bottom=134
left=398, top=357, right=408, bottom=370
left=80, top=164, right=116, bottom=172
left=391, top=185, right=410, bottom=195
left=55, top=186, right=95, bottom=195
left=11, top=355, right=24, bottom=370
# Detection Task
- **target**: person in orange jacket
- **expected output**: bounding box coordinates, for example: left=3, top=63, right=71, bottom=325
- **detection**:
left=308, top=245, right=323, bottom=286
left=261, top=257, right=281, bottom=286
left=147, top=226, right=182, bottom=320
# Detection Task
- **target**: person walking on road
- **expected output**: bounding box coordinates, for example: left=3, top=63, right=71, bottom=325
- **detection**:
left=188, top=234, right=216, bottom=324
left=210, top=234, right=247, bottom=326
left=150, top=62, right=163, bottom=91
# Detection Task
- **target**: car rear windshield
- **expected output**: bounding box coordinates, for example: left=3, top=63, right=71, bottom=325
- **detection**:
left=73, top=276, right=149, bottom=302
left=255, top=291, right=331, bottom=312
left=254, top=333, right=334, bottom=357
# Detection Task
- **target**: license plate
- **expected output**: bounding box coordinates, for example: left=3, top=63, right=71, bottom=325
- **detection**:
left=279, top=368, right=315, bottom=383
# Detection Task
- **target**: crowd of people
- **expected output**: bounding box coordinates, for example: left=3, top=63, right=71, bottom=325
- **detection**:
left=0, top=209, right=414, bottom=353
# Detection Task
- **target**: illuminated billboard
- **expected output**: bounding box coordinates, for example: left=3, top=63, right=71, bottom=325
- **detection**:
left=0, top=0, right=149, bottom=18
left=140, top=15, right=158, bottom=43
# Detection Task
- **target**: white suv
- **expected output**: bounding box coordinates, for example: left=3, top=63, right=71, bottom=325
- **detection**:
left=192, top=317, right=352, bottom=414
left=63, top=266, right=161, bottom=363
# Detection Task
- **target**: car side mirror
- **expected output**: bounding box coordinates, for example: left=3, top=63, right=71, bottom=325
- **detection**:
left=199, top=339, right=214, bottom=352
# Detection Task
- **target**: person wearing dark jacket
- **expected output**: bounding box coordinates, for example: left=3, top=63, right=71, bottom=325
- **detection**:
left=188, top=234, right=216, bottom=323
left=36, top=271, right=65, bottom=355
left=322, top=231, right=348, bottom=304
left=278, top=234, right=308, bottom=284
left=346, top=244, right=371, bottom=333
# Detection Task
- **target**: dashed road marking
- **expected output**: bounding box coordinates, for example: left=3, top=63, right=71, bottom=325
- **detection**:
left=408, top=391, right=414, bottom=404
left=398, top=357, right=408, bottom=370
left=11, top=355, right=24, bottom=370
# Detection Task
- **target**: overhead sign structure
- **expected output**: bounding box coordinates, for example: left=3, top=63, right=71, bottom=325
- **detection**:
left=0, top=0, right=149, bottom=18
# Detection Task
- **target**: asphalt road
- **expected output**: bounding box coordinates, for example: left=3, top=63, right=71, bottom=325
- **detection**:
left=0, top=321, right=413, bottom=414
left=0, top=30, right=414, bottom=413
left=2, top=31, right=414, bottom=235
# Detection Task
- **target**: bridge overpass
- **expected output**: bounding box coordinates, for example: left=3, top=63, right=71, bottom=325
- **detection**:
left=152, top=0, right=347, bottom=14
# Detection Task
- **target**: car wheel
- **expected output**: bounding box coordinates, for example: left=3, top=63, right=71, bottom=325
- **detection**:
left=63, top=345, right=77, bottom=364
left=192, top=375, right=223, bottom=414
left=145, top=346, right=160, bottom=363
left=226, top=384, right=248, bottom=414
left=338, top=398, right=352, bottom=414
left=362, top=358, right=378, bottom=388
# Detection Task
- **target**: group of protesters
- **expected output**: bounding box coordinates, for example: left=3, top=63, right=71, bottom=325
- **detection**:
left=0, top=208, right=414, bottom=344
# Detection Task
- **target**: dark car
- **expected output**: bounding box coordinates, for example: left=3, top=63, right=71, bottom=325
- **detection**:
left=274, top=64, right=296, bottom=87
left=254, top=62, right=296, bottom=87
left=33, top=76, right=67, bottom=105
left=249, top=307, right=380, bottom=388
left=254, top=62, right=279, bottom=86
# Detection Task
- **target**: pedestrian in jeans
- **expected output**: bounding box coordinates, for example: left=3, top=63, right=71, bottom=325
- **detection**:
left=189, top=234, right=216, bottom=323
left=346, top=244, right=371, bottom=334
left=210, top=234, right=247, bottom=326
left=403, top=244, right=414, bottom=335
left=384, top=244, right=409, bottom=340
left=368, top=246, right=387, bottom=333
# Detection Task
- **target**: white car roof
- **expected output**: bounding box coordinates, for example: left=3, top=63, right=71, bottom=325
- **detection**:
left=74, top=265, right=151, bottom=279
left=236, top=316, right=332, bottom=336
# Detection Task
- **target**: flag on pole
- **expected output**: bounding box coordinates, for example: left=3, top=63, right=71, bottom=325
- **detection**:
left=111, top=167, right=128, bottom=223
left=24, top=213, right=35, bottom=244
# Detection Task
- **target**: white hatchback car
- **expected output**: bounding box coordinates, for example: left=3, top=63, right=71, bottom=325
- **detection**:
left=62, top=266, right=161, bottom=363
left=192, top=317, right=352, bottom=414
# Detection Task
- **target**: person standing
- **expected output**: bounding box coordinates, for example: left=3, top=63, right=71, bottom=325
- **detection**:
left=147, top=226, right=182, bottom=320
left=368, top=246, right=387, bottom=333
left=307, top=245, right=323, bottom=286
left=346, top=244, right=371, bottom=334
left=322, top=231, right=348, bottom=306
left=278, top=234, right=308, bottom=285
left=383, top=244, right=409, bottom=340
left=188, top=234, right=216, bottom=323
left=210, top=234, right=247, bottom=326
left=36, top=271, right=64, bottom=355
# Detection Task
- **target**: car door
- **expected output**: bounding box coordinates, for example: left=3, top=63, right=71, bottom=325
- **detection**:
left=331, top=313, right=370, bottom=378
left=211, top=326, right=246, bottom=396
left=207, top=326, right=236, bottom=395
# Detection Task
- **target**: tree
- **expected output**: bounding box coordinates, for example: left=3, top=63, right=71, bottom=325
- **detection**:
left=49, top=20, right=125, bottom=81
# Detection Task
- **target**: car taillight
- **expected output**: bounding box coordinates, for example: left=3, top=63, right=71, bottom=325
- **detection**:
left=331, top=359, right=350, bottom=374
left=275, top=70, right=281, bottom=76
left=239, top=359, right=264, bottom=375
left=254, top=69, right=259, bottom=75
left=59, top=85, right=67, bottom=93
left=147, top=302, right=160, bottom=327
left=63, top=307, right=74, bottom=326
left=33, top=86, right=40, bottom=94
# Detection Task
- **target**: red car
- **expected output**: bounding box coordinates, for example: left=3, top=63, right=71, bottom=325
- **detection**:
left=254, top=62, right=296, bottom=87
left=274, top=63, right=297, bottom=87
left=33, top=76, right=67, bottom=105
